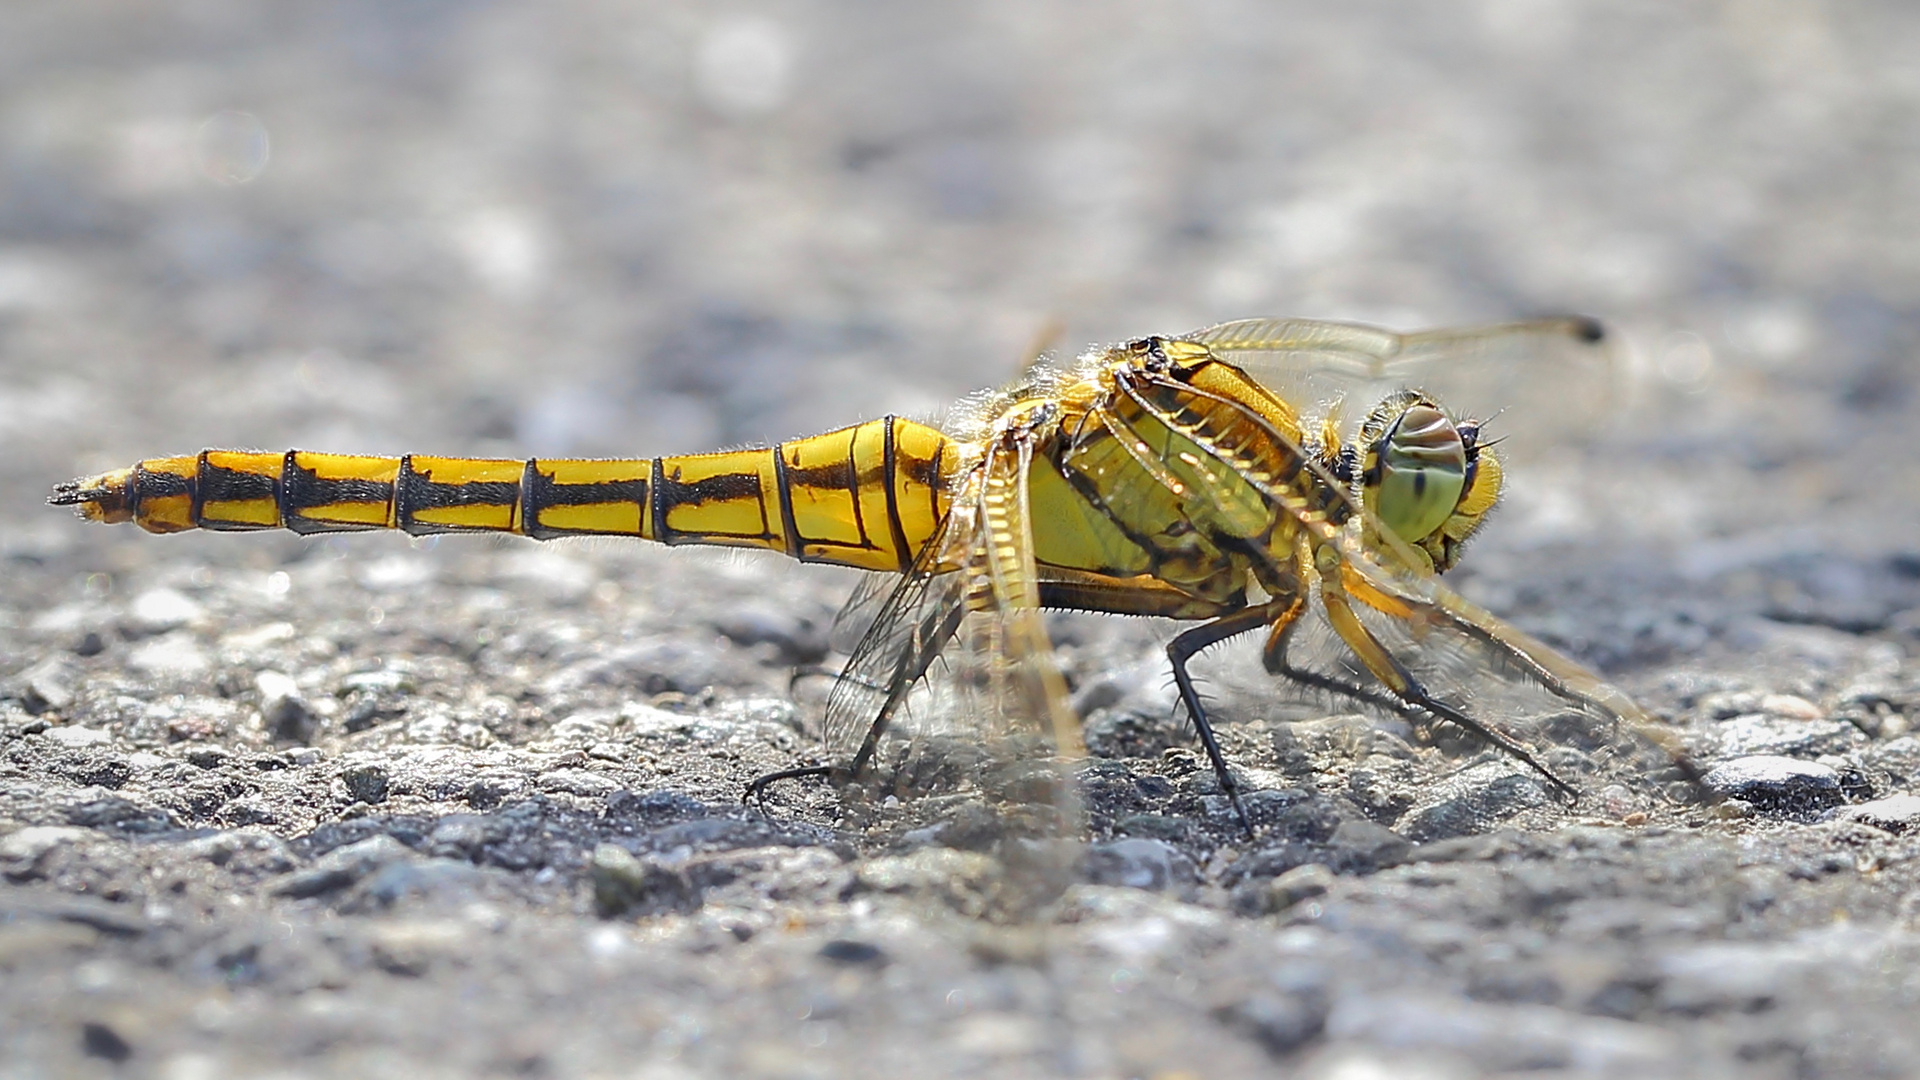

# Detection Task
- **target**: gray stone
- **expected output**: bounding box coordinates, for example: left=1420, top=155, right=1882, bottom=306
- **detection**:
left=817, top=938, right=888, bottom=965
left=339, top=670, right=414, bottom=695
left=1327, top=818, right=1412, bottom=868
left=257, top=670, right=318, bottom=744
left=350, top=858, right=494, bottom=911
left=1701, top=756, right=1844, bottom=819
left=591, top=844, right=700, bottom=918
left=0, top=826, right=88, bottom=874
left=1115, top=813, right=1187, bottom=840
left=1715, top=714, right=1864, bottom=757
left=269, top=835, right=412, bottom=899
left=1217, top=990, right=1328, bottom=1056
left=1084, top=838, right=1197, bottom=894
left=1398, top=764, right=1552, bottom=842
left=126, top=587, right=203, bottom=633
left=710, top=604, right=824, bottom=660
left=1832, top=793, right=1920, bottom=832
left=341, top=763, right=390, bottom=804
left=40, top=725, right=110, bottom=748
left=13, top=657, right=75, bottom=713
left=539, top=768, right=622, bottom=797
left=1267, top=863, right=1336, bottom=911
left=64, top=794, right=173, bottom=832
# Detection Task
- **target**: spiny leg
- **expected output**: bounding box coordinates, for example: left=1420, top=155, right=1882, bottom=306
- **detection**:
left=1259, top=607, right=1413, bottom=714
left=1313, top=551, right=1577, bottom=800
left=1166, top=601, right=1297, bottom=834
left=749, top=597, right=965, bottom=813
left=743, top=764, right=834, bottom=810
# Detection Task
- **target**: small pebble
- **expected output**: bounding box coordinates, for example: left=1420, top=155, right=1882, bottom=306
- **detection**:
left=269, top=835, right=411, bottom=899
left=1701, top=756, right=1843, bottom=820
left=539, top=769, right=622, bottom=797
left=1833, top=793, right=1920, bottom=833
left=1268, top=863, right=1336, bottom=911
left=126, top=635, right=210, bottom=676
left=40, top=726, right=110, bottom=748
left=1327, top=819, right=1411, bottom=868
left=1085, top=838, right=1196, bottom=894
left=590, top=844, right=699, bottom=918
left=128, top=588, right=203, bottom=633
left=15, top=658, right=75, bottom=713
left=0, top=825, right=88, bottom=867
left=341, top=763, right=390, bottom=805
left=817, top=939, right=888, bottom=966
left=1760, top=693, right=1825, bottom=721
left=81, top=1021, right=132, bottom=1063
left=257, top=671, right=318, bottom=744
left=1218, top=990, right=1328, bottom=1056
left=1398, top=765, right=1550, bottom=843
left=1716, top=715, right=1862, bottom=757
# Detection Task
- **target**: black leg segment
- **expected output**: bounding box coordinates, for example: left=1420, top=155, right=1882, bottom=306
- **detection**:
left=1165, top=605, right=1284, bottom=835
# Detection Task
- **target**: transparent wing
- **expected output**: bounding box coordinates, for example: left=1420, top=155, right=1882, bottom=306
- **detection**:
left=1329, top=549, right=1692, bottom=788
left=961, top=435, right=1084, bottom=910
left=1184, top=315, right=1603, bottom=377
left=1182, top=315, right=1620, bottom=446
left=822, top=439, right=1086, bottom=768
left=975, top=436, right=1086, bottom=766
left=819, top=502, right=973, bottom=772
left=1250, top=557, right=1693, bottom=799
left=812, top=431, right=1083, bottom=914
left=1120, top=362, right=1696, bottom=797
left=826, top=571, right=906, bottom=656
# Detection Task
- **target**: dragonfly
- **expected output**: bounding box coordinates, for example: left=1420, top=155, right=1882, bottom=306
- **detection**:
left=50, top=316, right=1693, bottom=836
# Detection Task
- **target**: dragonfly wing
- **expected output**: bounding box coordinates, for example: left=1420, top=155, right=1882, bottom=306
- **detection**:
left=812, top=433, right=1084, bottom=914
left=1181, top=316, right=1620, bottom=443
left=1182, top=316, right=1409, bottom=377
left=976, top=435, right=1086, bottom=763
left=819, top=503, right=972, bottom=775
left=826, top=571, right=904, bottom=656
left=1120, top=364, right=1696, bottom=797
left=1328, top=545, right=1694, bottom=790
left=961, top=432, right=1085, bottom=911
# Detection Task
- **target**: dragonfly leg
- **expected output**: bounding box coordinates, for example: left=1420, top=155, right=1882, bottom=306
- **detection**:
left=1313, top=553, right=1577, bottom=801
left=1261, top=606, right=1412, bottom=717
left=742, top=764, right=835, bottom=812
left=788, top=663, right=844, bottom=694
left=1166, top=602, right=1297, bottom=835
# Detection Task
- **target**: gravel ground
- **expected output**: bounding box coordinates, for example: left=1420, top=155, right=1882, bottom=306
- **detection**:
left=6, top=3, right=1920, bottom=1078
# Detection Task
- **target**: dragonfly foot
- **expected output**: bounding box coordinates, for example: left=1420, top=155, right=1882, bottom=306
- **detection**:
left=743, top=764, right=833, bottom=812
left=1223, top=786, right=1253, bottom=838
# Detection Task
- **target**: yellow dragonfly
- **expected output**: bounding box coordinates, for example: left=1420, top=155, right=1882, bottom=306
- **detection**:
left=50, top=316, right=1691, bottom=834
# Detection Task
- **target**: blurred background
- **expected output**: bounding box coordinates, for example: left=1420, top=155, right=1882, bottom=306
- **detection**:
left=9, top=9, right=1920, bottom=1075
left=4, top=0, right=1919, bottom=641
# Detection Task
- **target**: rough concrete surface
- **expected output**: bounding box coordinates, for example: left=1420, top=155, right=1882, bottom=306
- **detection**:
left=5, top=3, right=1920, bottom=1078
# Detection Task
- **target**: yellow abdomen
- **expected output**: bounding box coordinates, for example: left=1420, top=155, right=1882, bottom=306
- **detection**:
left=51, top=417, right=956, bottom=574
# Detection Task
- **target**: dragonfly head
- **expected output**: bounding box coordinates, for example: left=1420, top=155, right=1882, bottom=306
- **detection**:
left=1358, top=391, right=1502, bottom=573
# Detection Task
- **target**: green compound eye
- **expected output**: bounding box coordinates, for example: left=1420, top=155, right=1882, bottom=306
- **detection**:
left=1372, top=402, right=1466, bottom=544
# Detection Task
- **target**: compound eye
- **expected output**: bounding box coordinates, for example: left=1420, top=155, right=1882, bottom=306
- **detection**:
left=1373, top=402, right=1467, bottom=544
